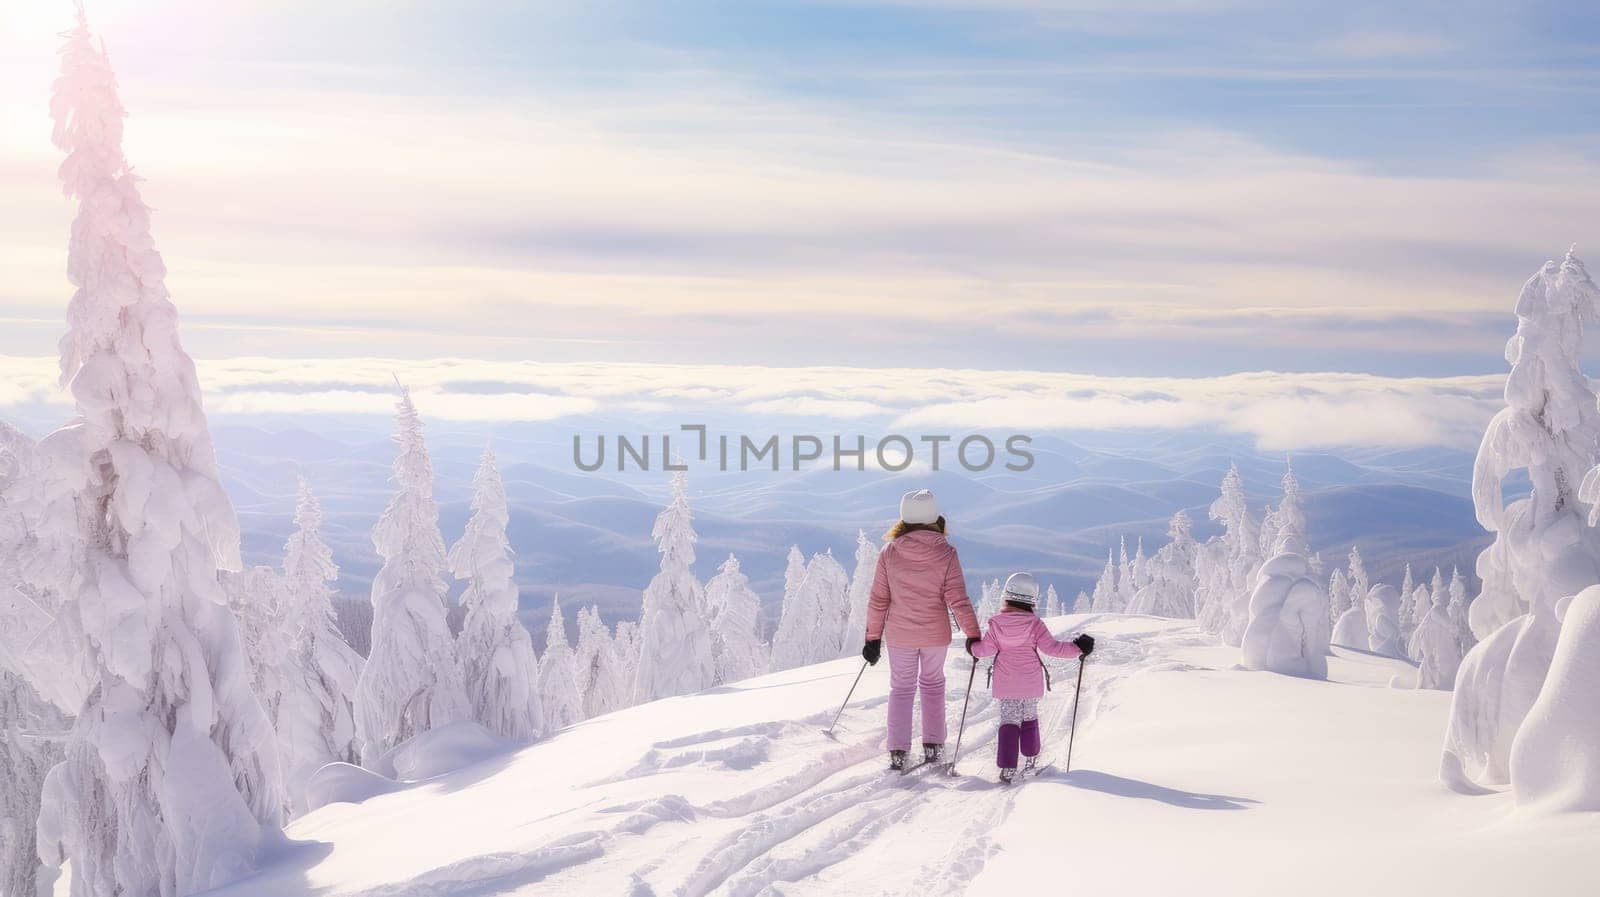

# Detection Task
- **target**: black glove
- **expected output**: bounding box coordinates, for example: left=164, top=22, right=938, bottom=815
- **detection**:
left=862, top=639, right=882, bottom=666
left=1073, top=634, right=1095, bottom=657
left=965, top=636, right=981, bottom=657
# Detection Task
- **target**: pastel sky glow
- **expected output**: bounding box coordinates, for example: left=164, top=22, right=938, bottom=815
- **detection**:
left=1, top=1, right=1598, bottom=377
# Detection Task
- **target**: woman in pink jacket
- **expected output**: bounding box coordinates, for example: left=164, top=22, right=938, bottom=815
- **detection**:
left=970, top=572, right=1095, bottom=783
left=862, top=489, right=981, bottom=770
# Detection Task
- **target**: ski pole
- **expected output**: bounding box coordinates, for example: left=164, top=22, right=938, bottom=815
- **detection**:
left=947, top=657, right=979, bottom=773
left=825, top=660, right=870, bottom=736
left=1064, top=657, right=1086, bottom=774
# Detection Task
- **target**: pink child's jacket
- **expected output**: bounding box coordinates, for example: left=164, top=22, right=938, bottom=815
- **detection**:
left=970, top=611, right=1083, bottom=700
left=865, top=530, right=981, bottom=649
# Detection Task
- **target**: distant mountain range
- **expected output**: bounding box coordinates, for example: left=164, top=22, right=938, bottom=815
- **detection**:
left=211, top=414, right=1493, bottom=648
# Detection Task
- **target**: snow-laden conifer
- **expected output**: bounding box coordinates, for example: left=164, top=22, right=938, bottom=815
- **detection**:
left=449, top=450, right=543, bottom=742
left=634, top=470, right=715, bottom=701
left=33, top=15, right=284, bottom=892
left=354, top=388, right=468, bottom=766
left=706, top=554, right=769, bottom=685
left=540, top=596, right=584, bottom=729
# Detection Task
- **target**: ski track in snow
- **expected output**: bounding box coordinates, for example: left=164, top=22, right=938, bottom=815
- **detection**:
left=315, top=619, right=1181, bottom=897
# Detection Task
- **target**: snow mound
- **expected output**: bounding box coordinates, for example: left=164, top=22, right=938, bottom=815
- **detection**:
left=386, top=720, right=511, bottom=782
left=1241, top=547, right=1330, bottom=679
left=304, top=763, right=402, bottom=811
left=1332, top=604, right=1369, bottom=649
left=1510, top=585, right=1600, bottom=812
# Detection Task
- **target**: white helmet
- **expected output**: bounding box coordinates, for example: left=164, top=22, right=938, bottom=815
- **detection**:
left=1002, top=572, right=1040, bottom=608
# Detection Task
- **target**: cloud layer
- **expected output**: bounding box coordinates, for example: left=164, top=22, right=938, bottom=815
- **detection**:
left=0, top=355, right=1506, bottom=451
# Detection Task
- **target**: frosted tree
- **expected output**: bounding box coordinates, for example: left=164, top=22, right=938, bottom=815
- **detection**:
left=222, top=566, right=295, bottom=815
left=575, top=607, right=628, bottom=717
left=1, top=670, right=68, bottom=897
left=1129, top=510, right=1198, bottom=618
left=1447, top=568, right=1476, bottom=656
left=1116, top=537, right=1138, bottom=609
left=276, top=479, right=364, bottom=813
left=1398, top=564, right=1417, bottom=641
left=1090, top=551, right=1120, bottom=614
left=354, top=388, right=468, bottom=766
left=1241, top=531, right=1330, bottom=679
left=1132, top=539, right=1150, bottom=593
left=779, top=545, right=806, bottom=633
left=772, top=550, right=851, bottom=668
left=1347, top=547, right=1370, bottom=606
left=1366, top=584, right=1404, bottom=658
left=1200, top=464, right=1259, bottom=644
left=613, top=619, right=642, bottom=699
left=540, top=596, right=583, bottom=729
left=1043, top=584, right=1061, bottom=617
left=31, top=16, right=285, bottom=893
left=976, top=577, right=1004, bottom=625
left=1073, top=591, right=1092, bottom=614
left=634, top=470, right=715, bottom=701
left=705, top=554, right=769, bottom=685
left=844, top=531, right=880, bottom=647
left=1257, top=461, right=1305, bottom=560
left=1327, top=568, right=1350, bottom=625
left=1409, top=589, right=1464, bottom=690
left=1445, top=250, right=1600, bottom=793
left=449, top=449, right=543, bottom=742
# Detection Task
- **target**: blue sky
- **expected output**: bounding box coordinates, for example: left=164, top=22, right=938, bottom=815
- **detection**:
left=1, top=0, right=1598, bottom=378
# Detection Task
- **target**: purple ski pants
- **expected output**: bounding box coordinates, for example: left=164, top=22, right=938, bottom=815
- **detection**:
left=996, top=697, right=1041, bottom=769
left=886, top=645, right=949, bottom=751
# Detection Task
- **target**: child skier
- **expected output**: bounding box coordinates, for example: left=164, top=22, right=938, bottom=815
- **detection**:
left=968, top=572, right=1094, bottom=783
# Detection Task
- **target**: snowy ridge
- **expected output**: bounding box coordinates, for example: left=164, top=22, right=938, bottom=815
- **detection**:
left=198, top=613, right=1600, bottom=897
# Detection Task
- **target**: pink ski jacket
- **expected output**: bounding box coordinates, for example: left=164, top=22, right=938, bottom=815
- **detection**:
left=865, top=530, right=981, bottom=649
left=970, top=610, right=1083, bottom=700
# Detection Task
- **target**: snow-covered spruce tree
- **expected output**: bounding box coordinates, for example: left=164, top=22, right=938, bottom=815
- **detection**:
left=705, top=554, right=769, bottom=685
left=779, top=545, right=806, bottom=632
left=1073, top=591, right=1092, bottom=614
left=976, top=577, right=1004, bottom=626
left=575, top=607, right=628, bottom=718
left=634, top=470, right=715, bottom=701
left=1090, top=550, right=1120, bottom=614
left=1117, top=537, right=1138, bottom=610
left=32, top=16, right=286, bottom=895
left=1409, top=588, right=1464, bottom=690
left=1327, top=568, right=1350, bottom=626
left=221, top=566, right=295, bottom=815
left=1257, top=461, right=1305, bottom=560
left=772, top=550, right=851, bottom=669
left=1043, top=584, right=1061, bottom=618
left=1, top=669, right=68, bottom=897
left=1132, top=539, right=1150, bottom=594
left=844, top=530, right=879, bottom=648
left=1366, top=584, right=1404, bottom=658
left=1447, top=568, right=1476, bottom=656
left=1201, top=464, right=1260, bottom=645
left=1332, top=547, right=1372, bottom=647
left=277, top=479, right=364, bottom=813
left=540, top=596, right=583, bottom=729
left=1399, top=564, right=1417, bottom=641
left=1509, top=584, right=1600, bottom=811
left=1129, top=510, right=1198, bottom=618
left=354, top=388, right=468, bottom=767
left=1241, top=526, right=1330, bottom=679
left=448, top=449, right=543, bottom=742
left=1445, top=250, right=1600, bottom=793
left=613, top=619, right=642, bottom=700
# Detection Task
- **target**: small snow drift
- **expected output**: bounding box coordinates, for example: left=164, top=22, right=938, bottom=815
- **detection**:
left=304, top=763, right=402, bottom=811
left=1509, top=585, right=1600, bottom=812
left=384, top=721, right=510, bottom=783
left=1241, top=536, right=1330, bottom=679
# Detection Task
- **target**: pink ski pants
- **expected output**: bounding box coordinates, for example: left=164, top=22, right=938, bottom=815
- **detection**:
left=886, top=645, right=949, bottom=751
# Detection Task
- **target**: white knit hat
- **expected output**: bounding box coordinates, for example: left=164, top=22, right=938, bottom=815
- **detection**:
left=898, top=489, right=940, bottom=525
left=1002, top=572, right=1040, bottom=608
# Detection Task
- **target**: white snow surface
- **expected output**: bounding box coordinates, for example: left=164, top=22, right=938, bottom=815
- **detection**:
left=200, top=616, right=1595, bottom=897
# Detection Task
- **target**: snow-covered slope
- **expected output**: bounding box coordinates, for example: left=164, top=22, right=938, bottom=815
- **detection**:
left=203, top=616, right=1594, bottom=897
